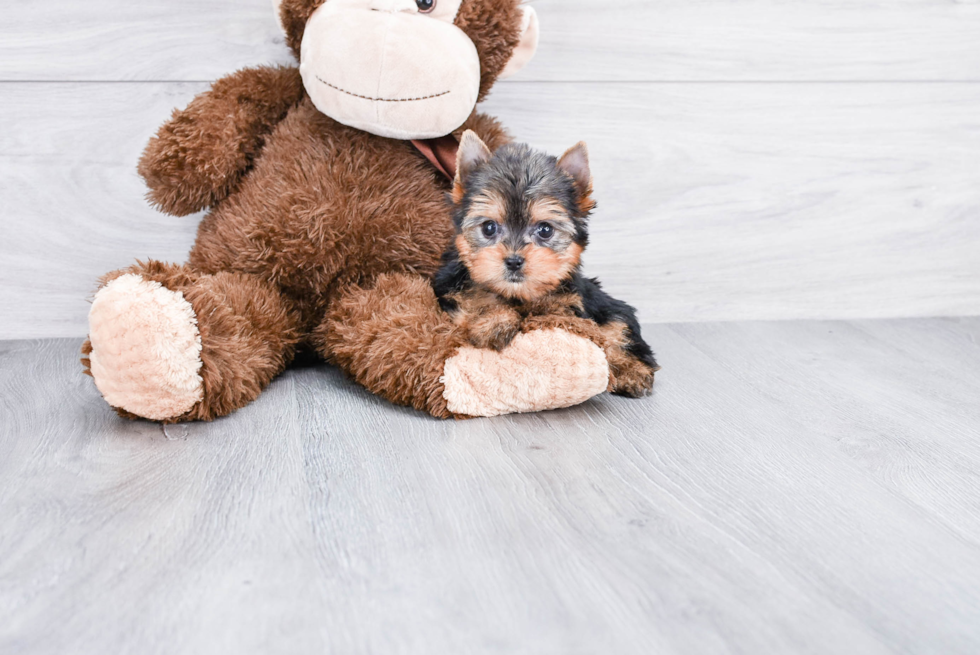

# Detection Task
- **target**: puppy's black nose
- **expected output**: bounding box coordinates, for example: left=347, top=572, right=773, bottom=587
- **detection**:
left=504, top=255, right=525, bottom=272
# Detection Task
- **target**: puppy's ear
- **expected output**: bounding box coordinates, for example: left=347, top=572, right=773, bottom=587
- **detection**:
left=453, top=130, right=492, bottom=202
left=558, top=142, right=595, bottom=213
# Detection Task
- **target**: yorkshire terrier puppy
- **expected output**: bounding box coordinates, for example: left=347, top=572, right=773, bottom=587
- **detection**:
left=433, top=131, right=659, bottom=397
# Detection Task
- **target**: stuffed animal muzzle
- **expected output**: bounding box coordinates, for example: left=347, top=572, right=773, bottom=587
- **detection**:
left=295, top=0, right=538, bottom=140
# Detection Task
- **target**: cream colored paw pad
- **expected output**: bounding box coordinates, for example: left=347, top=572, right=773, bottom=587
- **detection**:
left=442, top=329, right=609, bottom=418
left=88, top=274, right=203, bottom=421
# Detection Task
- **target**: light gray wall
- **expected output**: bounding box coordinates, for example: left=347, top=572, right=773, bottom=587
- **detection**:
left=1, top=0, right=979, bottom=339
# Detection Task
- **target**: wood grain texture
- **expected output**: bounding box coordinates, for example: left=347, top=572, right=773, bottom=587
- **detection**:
left=1, top=81, right=978, bottom=338
left=481, top=83, right=980, bottom=324
left=2, top=319, right=980, bottom=653
left=0, top=83, right=205, bottom=339
left=3, top=0, right=980, bottom=82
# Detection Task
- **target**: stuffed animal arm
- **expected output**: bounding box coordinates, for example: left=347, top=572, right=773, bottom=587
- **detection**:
left=139, top=66, right=306, bottom=217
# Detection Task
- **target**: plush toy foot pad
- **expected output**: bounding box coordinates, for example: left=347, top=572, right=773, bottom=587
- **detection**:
left=88, top=274, right=204, bottom=421
left=442, top=329, right=609, bottom=418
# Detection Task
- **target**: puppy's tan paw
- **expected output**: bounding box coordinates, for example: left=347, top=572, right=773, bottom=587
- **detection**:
left=465, top=310, right=522, bottom=351
left=610, top=359, right=658, bottom=398
left=468, top=319, right=520, bottom=351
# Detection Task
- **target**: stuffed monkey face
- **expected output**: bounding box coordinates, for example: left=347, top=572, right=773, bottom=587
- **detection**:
left=275, top=0, right=539, bottom=140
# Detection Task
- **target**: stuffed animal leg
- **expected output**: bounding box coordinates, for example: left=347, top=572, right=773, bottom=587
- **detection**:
left=82, top=261, right=302, bottom=422
left=317, top=274, right=610, bottom=419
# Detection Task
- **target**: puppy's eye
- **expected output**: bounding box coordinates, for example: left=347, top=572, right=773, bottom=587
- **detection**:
left=481, top=221, right=498, bottom=239
left=416, top=0, right=436, bottom=13
left=536, top=223, right=555, bottom=240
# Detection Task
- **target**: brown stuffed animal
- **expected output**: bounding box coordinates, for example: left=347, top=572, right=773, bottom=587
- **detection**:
left=81, top=0, right=616, bottom=422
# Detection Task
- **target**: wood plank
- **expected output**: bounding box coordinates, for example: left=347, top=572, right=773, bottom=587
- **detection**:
left=666, top=318, right=980, bottom=547
left=0, top=0, right=293, bottom=82
left=0, top=83, right=205, bottom=339
left=530, top=0, right=980, bottom=82
left=2, top=81, right=978, bottom=338
left=2, top=319, right=980, bottom=653
left=481, top=82, right=980, bottom=324
left=2, top=0, right=980, bottom=82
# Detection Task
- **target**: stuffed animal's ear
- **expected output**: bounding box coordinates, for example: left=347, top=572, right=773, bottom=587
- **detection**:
left=272, top=0, right=285, bottom=31
left=454, top=130, right=493, bottom=191
left=498, top=6, right=540, bottom=80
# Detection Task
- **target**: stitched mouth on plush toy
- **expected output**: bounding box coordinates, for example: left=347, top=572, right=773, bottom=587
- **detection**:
left=315, top=76, right=451, bottom=102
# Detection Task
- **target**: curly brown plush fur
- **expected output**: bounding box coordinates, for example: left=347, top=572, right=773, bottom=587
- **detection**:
left=139, top=66, right=306, bottom=217
left=87, top=106, right=510, bottom=421
left=313, top=273, right=469, bottom=419
left=83, top=260, right=302, bottom=422
left=85, top=2, right=542, bottom=421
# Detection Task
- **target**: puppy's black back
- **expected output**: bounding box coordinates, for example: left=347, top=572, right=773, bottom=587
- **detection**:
left=564, top=274, right=658, bottom=370
left=433, top=242, right=470, bottom=312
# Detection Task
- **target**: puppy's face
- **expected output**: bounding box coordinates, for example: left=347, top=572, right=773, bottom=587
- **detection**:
left=451, top=132, right=595, bottom=302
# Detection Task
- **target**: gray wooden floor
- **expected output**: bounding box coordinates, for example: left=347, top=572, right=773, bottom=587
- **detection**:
left=2, top=318, right=980, bottom=654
